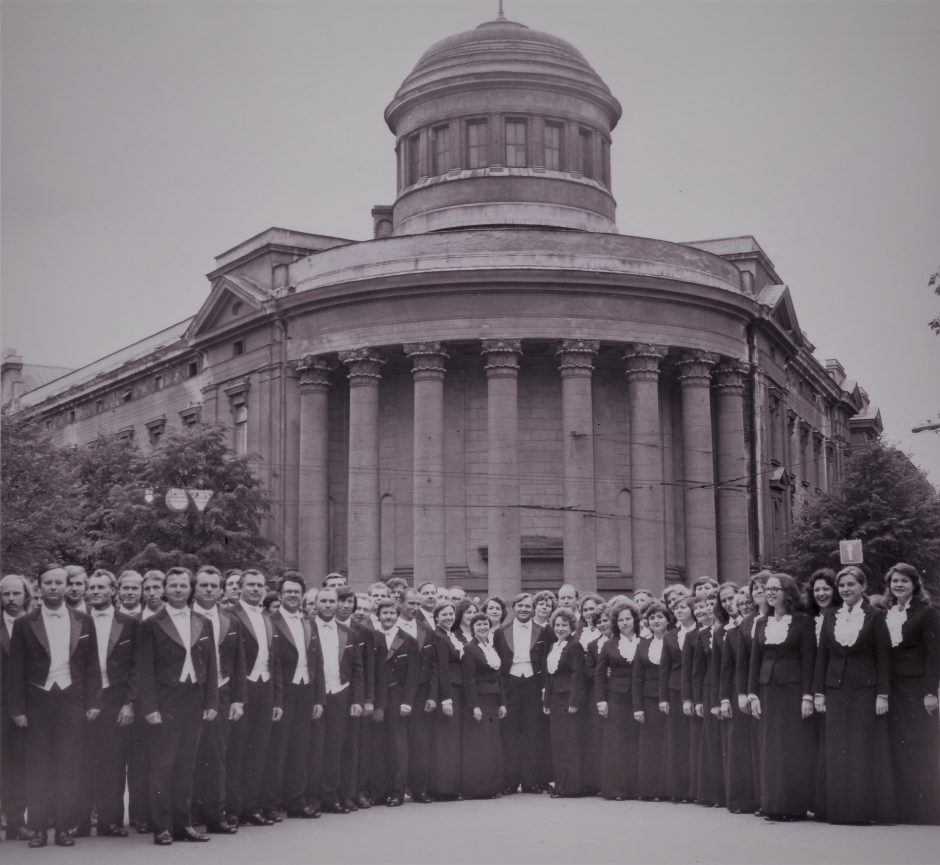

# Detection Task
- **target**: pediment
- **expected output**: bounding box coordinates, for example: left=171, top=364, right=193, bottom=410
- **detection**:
left=758, top=283, right=801, bottom=340
left=186, top=275, right=272, bottom=340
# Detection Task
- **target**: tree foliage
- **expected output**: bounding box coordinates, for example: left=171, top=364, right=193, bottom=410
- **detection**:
left=782, top=437, right=940, bottom=597
left=930, top=266, right=940, bottom=335
left=0, top=410, right=84, bottom=574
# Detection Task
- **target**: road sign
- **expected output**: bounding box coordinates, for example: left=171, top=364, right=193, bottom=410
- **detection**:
left=839, top=539, right=863, bottom=565
left=188, top=489, right=213, bottom=512
left=165, top=487, right=189, bottom=512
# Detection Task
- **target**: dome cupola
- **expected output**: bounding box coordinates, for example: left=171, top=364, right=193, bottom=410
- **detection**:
left=384, top=15, right=622, bottom=235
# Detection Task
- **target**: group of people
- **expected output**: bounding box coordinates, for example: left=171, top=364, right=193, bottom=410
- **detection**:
left=1, top=560, right=938, bottom=849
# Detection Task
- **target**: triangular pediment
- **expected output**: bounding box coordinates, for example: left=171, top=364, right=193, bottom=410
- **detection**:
left=758, top=283, right=801, bottom=340
left=186, top=274, right=272, bottom=340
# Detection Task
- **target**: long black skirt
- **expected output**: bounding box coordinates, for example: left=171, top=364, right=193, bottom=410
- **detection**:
left=581, top=683, right=602, bottom=795
left=599, top=691, right=639, bottom=800
left=757, top=681, right=812, bottom=818
left=723, top=703, right=757, bottom=814
left=548, top=691, right=583, bottom=796
left=696, top=710, right=725, bottom=807
left=819, top=685, right=895, bottom=824
left=430, top=687, right=463, bottom=798
left=636, top=695, right=667, bottom=799
left=888, top=676, right=940, bottom=825
left=461, top=693, right=504, bottom=799
left=664, top=691, right=692, bottom=801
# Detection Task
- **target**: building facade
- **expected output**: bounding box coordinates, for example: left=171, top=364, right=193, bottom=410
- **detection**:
left=10, top=16, right=882, bottom=596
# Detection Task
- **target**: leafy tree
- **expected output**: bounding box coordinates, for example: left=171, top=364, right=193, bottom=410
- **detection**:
left=86, top=424, right=278, bottom=574
left=783, top=437, right=940, bottom=597
left=0, top=411, right=84, bottom=574
left=930, top=266, right=940, bottom=334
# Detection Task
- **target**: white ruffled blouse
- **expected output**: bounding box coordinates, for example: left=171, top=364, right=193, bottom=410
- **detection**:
left=579, top=625, right=600, bottom=650
left=647, top=636, right=663, bottom=665
left=833, top=603, right=865, bottom=647
left=478, top=640, right=501, bottom=670
left=448, top=631, right=465, bottom=659
left=618, top=635, right=638, bottom=663
left=546, top=639, right=567, bottom=675
left=764, top=614, right=792, bottom=645
left=677, top=624, right=695, bottom=650
left=885, top=604, right=909, bottom=648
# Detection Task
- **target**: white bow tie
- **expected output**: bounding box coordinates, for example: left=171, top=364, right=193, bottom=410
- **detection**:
left=92, top=608, right=113, bottom=618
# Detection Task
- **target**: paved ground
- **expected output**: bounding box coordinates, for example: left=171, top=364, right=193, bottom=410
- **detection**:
left=5, top=794, right=938, bottom=865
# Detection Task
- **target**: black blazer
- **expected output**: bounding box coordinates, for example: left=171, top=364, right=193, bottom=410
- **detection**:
left=542, top=639, right=585, bottom=711
left=350, top=620, right=377, bottom=706
left=888, top=601, right=940, bottom=693
left=232, top=603, right=284, bottom=710
left=658, top=627, right=693, bottom=702
left=136, top=606, right=219, bottom=717
left=690, top=626, right=717, bottom=706
left=813, top=605, right=891, bottom=694
left=493, top=618, right=548, bottom=677
left=8, top=607, right=103, bottom=718
left=718, top=624, right=745, bottom=703
left=434, top=628, right=463, bottom=703
left=747, top=613, right=815, bottom=696
left=270, top=610, right=326, bottom=707
left=461, top=640, right=506, bottom=709
left=595, top=637, right=636, bottom=701
left=735, top=614, right=762, bottom=697
left=96, top=610, right=139, bottom=704
left=376, top=628, right=418, bottom=713
left=312, top=619, right=364, bottom=707
left=414, top=619, right=439, bottom=701
left=213, top=606, right=248, bottom=705
left=632, top=637, right=662, bottom=712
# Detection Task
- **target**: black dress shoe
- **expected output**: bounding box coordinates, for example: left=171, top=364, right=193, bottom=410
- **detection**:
left=386, top=796, right=403, bottom=807
left=54, top=830, right=76, bottom=847
left=520, top=786, right=541, bottom=794
left=173, top=826, right=210, bottom=842
left=135, top=820, right=154, bottom=834
left=260, top=810, right=283, bottom=823
left=343, top=798, right=359, bottom=811
left=98, top=824, right=129, bottom=837
left=27, top=832, right=48, bottom=848
left=240, top=812, right=274, bottom=826
left=10, top=826, right=33, bottom=841
left=285, top=805, right=320, bottom=819
left=412, top=793, right=433, bottom=804
left=205, top=823, right=238, bottom=834
left=153, top=829, right=173, bottom=846
left=321, top=801, right=350, bottom=814
left=354, top=793, right=372, bottom=809
left=75, top=824, right=91, bottom=838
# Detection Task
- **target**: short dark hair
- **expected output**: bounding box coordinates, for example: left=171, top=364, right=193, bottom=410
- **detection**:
left=643, top=600, right=674, bottom=628
left=608, top=599, right=640, bottom=637
left=483, top=596, right=508, bottom=623
left=806, top=568, right=842, bottom=615
left=279, top=573, right=307, bottom=595
left=549, top=607, right=578, bottom=630
left=375, top=598, right=399, bottom=616
left=433, top=600, right=455, bottom=624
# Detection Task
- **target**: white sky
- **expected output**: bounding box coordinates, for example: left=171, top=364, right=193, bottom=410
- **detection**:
left=3, top=0, right=939, bottom=483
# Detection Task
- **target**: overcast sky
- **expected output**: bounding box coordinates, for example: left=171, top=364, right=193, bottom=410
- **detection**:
left=3, top=0, right=939, bottom=483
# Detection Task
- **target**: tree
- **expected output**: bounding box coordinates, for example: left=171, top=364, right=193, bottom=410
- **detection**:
left=931, top=266, right=940, bottom=334
left=85, top=424, right=278, bottom=574
left=783, top=437, right=940, bottom=597
left=0, top=411, right=85, bottom=574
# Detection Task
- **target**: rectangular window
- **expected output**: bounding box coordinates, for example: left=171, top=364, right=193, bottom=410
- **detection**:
left=544, top=122, right=562, bottom=170
left=187, top=360, right=198, bottom=378
left=407, top=132, right=420, bottom=185
left=233, top=339, right=244, bottom=357
left=153, top=374, right=163, bottom=390
left=68, top=409, right=76, bottom=424
left=467, top=120, right=488, bottom=169
left=600, top=138, right=610, bottom=186
left=234, top=403, right=248, bottom=455
left=579, top=128, right=593, bottom=178
left=504, top=119, right=527, bottom=167
left=431, top=125, right=449, bottom=175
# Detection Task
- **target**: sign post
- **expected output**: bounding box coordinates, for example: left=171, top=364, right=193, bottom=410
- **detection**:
left=839, top=539, right=863, bottom=565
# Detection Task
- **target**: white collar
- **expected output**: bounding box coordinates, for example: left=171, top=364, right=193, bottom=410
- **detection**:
left=91, top=605, right=114, bottom=617
left=42, top=605, right=67, bottom=618
left=240, top=599, right=263, bottom=615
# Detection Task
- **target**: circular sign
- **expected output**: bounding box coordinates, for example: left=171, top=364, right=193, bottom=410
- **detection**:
left=165, top=487, right=189, bottom=512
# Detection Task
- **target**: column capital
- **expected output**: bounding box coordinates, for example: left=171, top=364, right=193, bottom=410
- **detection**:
left=404, top=341, right=448, bottom=381
left=556, top=339, right=599, bottom=378
left=623, top=343, right=668, bottom=381
left=339, top=347, right=385, bottom=386
left=481, top=338, right=522, bottom=378
left=713, top=358, right=749, bottom=394
left=676, top=350, right=719, bottom=387
left=296, top=354, right=332, bottom=392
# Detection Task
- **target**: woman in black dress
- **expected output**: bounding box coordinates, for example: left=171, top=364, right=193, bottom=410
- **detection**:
left=813, top=565, right=894, bottom=824
left=633, top=601, right=670, bottom=800
left=660, top=594, right=694, bottom=802
left=483, top=596, right=508, bottom=635
left=883, top=562, right=940, bottom=825
left=543, top=607, right=585, bottom=797
left=460, top=613, right=507, bottom=799
left=430, top=601, right=463, bottom=800
left=595, top=600, right=640, bottom=800
left=747, top=573, right=815, bottom=821
left=580, top=598, right=607, bottom=795
left=692, top=592, right=724, bottom=807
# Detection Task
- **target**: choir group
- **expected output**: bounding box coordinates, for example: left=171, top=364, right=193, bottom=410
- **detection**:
left=1, top=560, right=938, bottom=849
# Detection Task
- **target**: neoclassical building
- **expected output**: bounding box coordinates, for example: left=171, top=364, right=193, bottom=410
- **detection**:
left=7, top=15, right=882, bottom=596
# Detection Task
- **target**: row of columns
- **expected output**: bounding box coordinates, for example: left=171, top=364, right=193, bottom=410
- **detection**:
left=296, top=341, right=750, bottom=593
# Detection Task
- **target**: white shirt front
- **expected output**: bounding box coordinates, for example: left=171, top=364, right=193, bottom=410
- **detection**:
left=398, top=617, right=418, bottom=641
left=510, top=620, right=534, bottom=678
left=193, top=604, right=228, bottom=687
left=834, top=603, right=865, bottom=648
left=120, top=605, right=143, bottom=618
left=3, top=612, right=17, bottom=638
left=383, top=625, right=399, bottom=651
left=764, top=614, right=792, bottom=646
left=167, top=606, right=196, bottom=683
left=618, top=635, right=638, bottom=663
left=420, top=609, right=436, bottom=630
left=316, top=617, right=345, bottom=694
left=885, top=604, right=909, bottom=648
left=648, top=636, right=664, bottom=665
left=42, top=605, right=72, bottom=690
left=579, top=625, right=600, bottom=650
left=678, top=623, right=695, bottom=650
left=546, top=639, right=566, bottom=675
left=142, top=605, right=163, bottom=621
left=91, top=606, right=114, bottom=689
left=240, top=600, right=271, bottom=682
left=283, top=611, right=309, bottom=685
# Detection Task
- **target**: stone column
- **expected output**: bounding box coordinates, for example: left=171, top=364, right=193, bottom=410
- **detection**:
left=624, top=343, right=668, bottom=594
left=714, top=359, right=750, bottom=582
left=557, top=339, right=599, bottom=591
left=482, top=339, right=522, bottom=599
left=297, top=356, right=331, bottom=583
left=339, top=348, right=385, bottom=590
left=405, top=341, right=448, bottom=588
left=677, top=351, right=719, bottom=581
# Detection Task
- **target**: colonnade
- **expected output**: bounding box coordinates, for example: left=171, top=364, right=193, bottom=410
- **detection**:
left=295, top=341, right=750, bottom=594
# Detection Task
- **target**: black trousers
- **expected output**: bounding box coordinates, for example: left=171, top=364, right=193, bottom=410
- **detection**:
left=148, top=682, right=204, bottom=833
left=502, top=674, right=543, bottom=789
left=407, top=681, right=433, bottom=796
left=262, top=681, right=312, bottom=812
left=83, top=686, right=131, bottom=828
left=227, top=677, right=274, bottom=817
left=2, top=715, right=28, bottom=837
left=127, top=718, right=151, bottom=826
left=372, top=687, right=409, bottom=802
left=25, top=683, right=85, bottom=833
left=309, top=689, right=351, bottom=806
left=193, top=681, right=233, bottom=825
